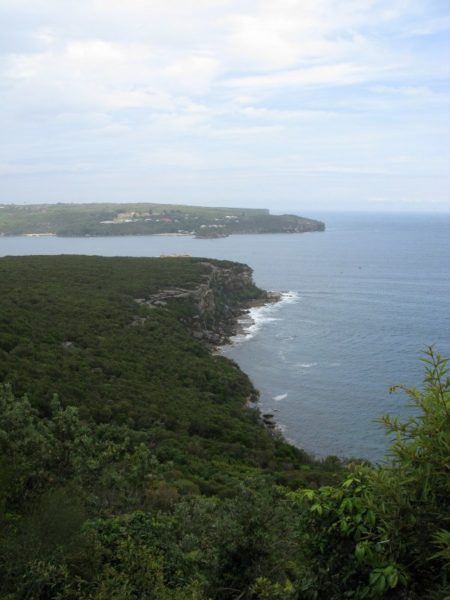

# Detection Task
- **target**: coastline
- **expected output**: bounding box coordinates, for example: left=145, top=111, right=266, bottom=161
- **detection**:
left=12, top=229, right=324, bottom=239
left=229, top=290, right=282, bottom=339
left=206, top=288, right=283, bottom=351
left=221, top=289, right=300, bottom=345
left=215, top=287, right=294, bottom=437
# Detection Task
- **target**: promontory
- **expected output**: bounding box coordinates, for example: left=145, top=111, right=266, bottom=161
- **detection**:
left=0, top=202, right=325, bottom=237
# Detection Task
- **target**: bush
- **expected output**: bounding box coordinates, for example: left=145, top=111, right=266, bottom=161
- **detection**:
left=289, top=347, right=450, bottom=599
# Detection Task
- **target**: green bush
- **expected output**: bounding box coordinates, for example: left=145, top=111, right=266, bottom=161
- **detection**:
left=289, top=347, right=450, bottom=599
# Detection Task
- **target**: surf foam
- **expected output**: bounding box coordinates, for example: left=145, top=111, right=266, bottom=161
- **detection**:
left=230, top=290, right=300, bottom=344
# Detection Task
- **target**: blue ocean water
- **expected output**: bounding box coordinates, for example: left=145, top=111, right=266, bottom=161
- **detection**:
left=1, top=212, right=449, bottom=461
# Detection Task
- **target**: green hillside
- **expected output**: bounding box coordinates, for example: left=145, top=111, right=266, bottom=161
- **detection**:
left=0, top=202, right=325, bottom=237
left=0, top=256, right=447, bottom=599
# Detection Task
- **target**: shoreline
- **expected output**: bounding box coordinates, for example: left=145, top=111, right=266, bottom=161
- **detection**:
left=210, top=290, right=282, bottom=349
left=214, top=288, right=289, bottom=436
left=8, top=229, right=325, bottom=239
left=231, top=290, right=283, bottom=339
left=221, top=290, right=301, bottom=345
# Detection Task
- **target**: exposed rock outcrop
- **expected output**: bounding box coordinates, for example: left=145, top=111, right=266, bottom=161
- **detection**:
left=133, top=259, right=282, bottom=433
left=134, top=260, right=278, bottom=346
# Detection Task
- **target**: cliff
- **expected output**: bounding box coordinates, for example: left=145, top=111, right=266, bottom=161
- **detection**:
left=134, top=259, right=274, bottom=346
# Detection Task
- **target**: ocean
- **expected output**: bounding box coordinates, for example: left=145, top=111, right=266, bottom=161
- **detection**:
left=1, top=212, right=449, bottom=461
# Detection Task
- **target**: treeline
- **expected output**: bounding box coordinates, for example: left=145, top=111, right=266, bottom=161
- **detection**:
left=0, top=256, right=448, bottom=598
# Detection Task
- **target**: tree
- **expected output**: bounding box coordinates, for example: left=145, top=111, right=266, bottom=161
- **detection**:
left=289, top=347, right=450, bottom=598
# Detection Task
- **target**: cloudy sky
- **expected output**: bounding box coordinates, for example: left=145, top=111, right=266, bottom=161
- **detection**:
left=1, top=0, right=449, bottom=213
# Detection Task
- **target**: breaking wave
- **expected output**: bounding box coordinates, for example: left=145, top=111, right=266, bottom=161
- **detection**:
left=230, top=291, right=300, bottom=344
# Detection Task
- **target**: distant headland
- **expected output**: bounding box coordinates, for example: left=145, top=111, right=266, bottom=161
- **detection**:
left=0, top=202, right=325, bottom=238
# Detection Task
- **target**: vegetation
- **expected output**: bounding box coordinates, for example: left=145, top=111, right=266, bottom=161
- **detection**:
left=288, top=348, right=450, bottom=598
left=0, top=256, right=448, bottom=598
left=0, top=202, right=325, bottom=237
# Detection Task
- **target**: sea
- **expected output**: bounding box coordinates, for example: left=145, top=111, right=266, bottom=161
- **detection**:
left=1, top=212, right=449, bottom=462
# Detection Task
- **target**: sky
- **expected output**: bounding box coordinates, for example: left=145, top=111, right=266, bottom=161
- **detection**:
left=0, top=0, right=449, bottom=214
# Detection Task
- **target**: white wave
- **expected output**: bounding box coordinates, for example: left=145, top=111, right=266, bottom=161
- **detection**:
left=297, top=362, right=318, bottom=368
left=273, top=393, right=288, bottom=401
left=278, top=290, right=300, bottom=304
left=230, top=290, right=300, bottom=344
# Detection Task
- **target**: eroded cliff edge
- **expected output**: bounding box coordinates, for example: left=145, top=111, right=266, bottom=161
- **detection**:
left=134, top=258, right=278, bottom=346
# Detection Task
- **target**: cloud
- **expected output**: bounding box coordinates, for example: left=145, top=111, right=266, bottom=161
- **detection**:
left=0, top=160, right=97, bottom=176
left=226, top=63, right=374, bottom=90
left=142, top=148, right=206, bottom=169
left=162, top=54, right=220, bottom=95
left=239, top=106, right=337, bottom=121
left=402, top=14, right=450, bottom=36
left=3, top=42, right=157, bottom=116
left=0, top=0, right=449, bottom=211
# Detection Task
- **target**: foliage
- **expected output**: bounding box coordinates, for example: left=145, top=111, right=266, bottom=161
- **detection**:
left=0, top=385, right=310, bottom=598
left=289, top=347, right=450, bottom=599
left=0, top=256, right=337, bottom=598
left=0, top=256, right=447, bottom=599
left=0, top=256, right=326, bottom=492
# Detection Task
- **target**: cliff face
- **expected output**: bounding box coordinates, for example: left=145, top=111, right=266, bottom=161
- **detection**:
left=192, top=261, right=265, bottom=344
left=135, top=260, right=271, bottom=346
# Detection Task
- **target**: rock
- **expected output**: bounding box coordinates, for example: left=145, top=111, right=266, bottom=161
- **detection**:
left=133, top=261, right=276, bottom=353
left=131, top=316, right=148, bottom=327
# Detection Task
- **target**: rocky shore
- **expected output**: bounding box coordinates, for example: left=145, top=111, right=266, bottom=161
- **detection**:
left=133, top=259, right=282, bottom=424
left=135, top=259, right=279, bottom=347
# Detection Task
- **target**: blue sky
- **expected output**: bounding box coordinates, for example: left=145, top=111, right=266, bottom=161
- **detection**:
left=1, top=0, right=449, bottom=213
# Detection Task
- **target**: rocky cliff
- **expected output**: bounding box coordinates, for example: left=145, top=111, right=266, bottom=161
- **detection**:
left=135, top=260, right=276, bottom=346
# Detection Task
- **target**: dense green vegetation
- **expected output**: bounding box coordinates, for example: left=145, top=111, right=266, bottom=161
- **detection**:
left=0, top=256, right=448, bottom=598
left=0, top=256, right=321, bottom=488
left=0, top=203, right=325, bottom=237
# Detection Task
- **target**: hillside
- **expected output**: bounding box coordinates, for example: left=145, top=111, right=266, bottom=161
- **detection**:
left=0, top=255, right=300, bottom=475
left=0, top=202, right=325, bottom=237
left=0, top=256, right=447, bottom=599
